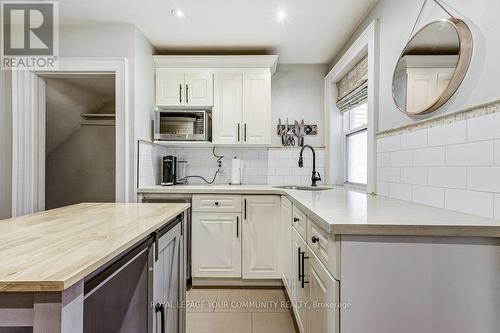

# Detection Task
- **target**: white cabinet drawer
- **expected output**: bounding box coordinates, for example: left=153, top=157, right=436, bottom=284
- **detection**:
left=192, top=195, right=242, bottom=213
left=292, top=205, right=307, bottom=241
left=307, top=217, right=340, bottom=280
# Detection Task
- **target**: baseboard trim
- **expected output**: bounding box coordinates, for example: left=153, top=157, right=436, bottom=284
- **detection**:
left=192, top=277, right=283, bottom=287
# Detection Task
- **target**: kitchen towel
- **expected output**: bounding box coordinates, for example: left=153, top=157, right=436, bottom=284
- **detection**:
left=231, top=158, right=241, bottom=185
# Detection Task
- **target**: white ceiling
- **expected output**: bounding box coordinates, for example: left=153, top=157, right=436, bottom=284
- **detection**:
left=58, top=0, right=377, bottom=63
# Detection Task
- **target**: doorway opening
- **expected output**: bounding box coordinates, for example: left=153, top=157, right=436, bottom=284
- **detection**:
left=43, top=74, right=116, bottom=209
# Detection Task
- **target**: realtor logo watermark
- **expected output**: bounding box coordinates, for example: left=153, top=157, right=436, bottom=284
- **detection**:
left=1, top=1, right=59, bottom=69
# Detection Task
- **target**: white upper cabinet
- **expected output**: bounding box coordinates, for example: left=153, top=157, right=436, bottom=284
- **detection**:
left=212, top=73, right=243, bottom=145
left=242, top=195, right=281, bottom=279
left=156, top=69, right=214, bottom=107
left=154, top=55, right=278, bottom=145
left=156, top=69, right=185, bottom=106
left=212, top=71, right=271, bottom=145
left=185, top=71, right=214, bottom=106
left=242, top=73, right=271, bottom=144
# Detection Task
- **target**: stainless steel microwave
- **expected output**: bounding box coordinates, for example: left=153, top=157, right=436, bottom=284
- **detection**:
left=154, top=109, right=211, bottom=141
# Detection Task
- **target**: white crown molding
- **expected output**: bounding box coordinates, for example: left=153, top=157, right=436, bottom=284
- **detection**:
left=153, top=55, right=279, bottom=74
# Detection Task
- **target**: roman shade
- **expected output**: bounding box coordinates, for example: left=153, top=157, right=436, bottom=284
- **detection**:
left=336, top=56, right=368, bottom=113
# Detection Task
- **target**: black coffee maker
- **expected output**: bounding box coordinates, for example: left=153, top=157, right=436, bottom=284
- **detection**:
left=161, top=155, right=177, bottom=186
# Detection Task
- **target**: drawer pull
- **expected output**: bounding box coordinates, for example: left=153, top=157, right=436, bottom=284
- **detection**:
left=214, top=201, right=219, bottom=206
left=311, top=236, right=320, bottom=244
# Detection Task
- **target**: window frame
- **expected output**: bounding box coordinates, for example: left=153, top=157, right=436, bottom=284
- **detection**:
left=343, top=105, right=368, bottom=188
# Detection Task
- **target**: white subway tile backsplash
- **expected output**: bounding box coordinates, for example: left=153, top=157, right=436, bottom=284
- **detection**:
left=413, top=147, right=445, bottom=166
left=377, top=111, right=500, bottom=220
left=377, top=182, right=390, bottom=196
left=390, top=150, right=412, bottom=167
left=139, top=145, right=326, bottom=187
left=445, top=141, right=494, bottom=166
left=428, top=167, right=467, bottom=189
left=445, top=189, right=494, bottom=218
left=467, top=112, right=500, bottom=142
left=412, top=185, right=444, bottom=208
left=268, top=175, right=284, bottom=184
left=377, top=135, right=401, bottom=152
left=495, top=194, right=500, bottom=219
left=401, top=129, right=427, bottom=149
left=401, top=167, right=427, bottom=185
left=467, top=167, right=500, bottom=193
left=378, top=167, right=401, bottom=182
left=495, top=140, right=500, bottom=165
left=428, top=121, right=466, bottom=147
left=389, top=183, right=412, bottom=201
left=377, top=152, right=391, bottom=167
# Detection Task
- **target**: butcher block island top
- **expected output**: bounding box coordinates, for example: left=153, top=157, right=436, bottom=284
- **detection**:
left=0, top=202, right=189, bottom=292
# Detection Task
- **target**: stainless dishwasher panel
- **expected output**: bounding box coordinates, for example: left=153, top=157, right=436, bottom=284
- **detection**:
left=84, top=241, right=150, bottom=333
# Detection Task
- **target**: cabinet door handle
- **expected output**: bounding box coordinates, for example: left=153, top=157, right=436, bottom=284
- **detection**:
left=244, top=124, right=247, bottom=142
left=237, top=123, right=240, bottom=142
left=155, top=303, right=165, bottom=333
left=298, top=247, right=301, bottom=282
left=152, top=231, right=159, bottom=262
left=179, top=84, right=182, bottom=103
left=311, top=236, right=320, bottom=244
left=186, top=84, right=189, bottom=104
left=244, top=199, right=247, bottom=220
left=301, top=250, right=309, bottom=288
left=293, top=217, right=299, bottom=223
left=236, top=216, right=239, bottom=238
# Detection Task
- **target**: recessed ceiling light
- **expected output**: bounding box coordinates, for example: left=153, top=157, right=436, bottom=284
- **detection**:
left=171, top=9, right=184, bottom=18
left=276, top=9, right=286, bottom=23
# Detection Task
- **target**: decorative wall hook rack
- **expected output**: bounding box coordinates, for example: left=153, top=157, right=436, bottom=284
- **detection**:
left=275, top=124, right=318, bottom=136
left=276, top=118, right=318, bottom=147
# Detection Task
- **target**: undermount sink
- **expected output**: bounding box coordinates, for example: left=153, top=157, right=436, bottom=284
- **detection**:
left=273, top=185, right=333, bottom=191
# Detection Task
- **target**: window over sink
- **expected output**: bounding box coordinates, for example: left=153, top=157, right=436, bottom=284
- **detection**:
left=343, top=103, right=368, bottom=185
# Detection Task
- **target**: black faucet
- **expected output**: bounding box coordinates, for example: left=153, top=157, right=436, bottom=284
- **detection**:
left=298, top=145, right=322, bottom=187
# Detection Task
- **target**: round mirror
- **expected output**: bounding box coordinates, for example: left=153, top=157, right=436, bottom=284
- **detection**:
left=392, top=18, right=473, bottom=115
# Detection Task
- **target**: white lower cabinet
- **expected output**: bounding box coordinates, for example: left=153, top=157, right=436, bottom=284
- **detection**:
left=242, top=195, right=281, bottom=279
left=292, top=228, right=309, bottom=333
left=281, top=196, right=293, bottom=293
left=191, top=212, right=241, bottom=278
left=288, top=198, right=340, bottom=333
left=307, top=251, right=340, bottom=333
left=191, top=194, right=280, bottom=280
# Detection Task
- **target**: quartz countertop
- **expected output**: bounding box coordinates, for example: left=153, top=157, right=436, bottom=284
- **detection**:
left=0, top=202, right=189, bottom=292
left=138, top=185, right=500, bottom=237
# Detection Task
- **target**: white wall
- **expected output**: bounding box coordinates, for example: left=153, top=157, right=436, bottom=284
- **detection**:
left=333, top=0, right=500, bottom=131
left=133, top=29, right=155, bottom=141
left=0, top=70, right=12, bottom=219
left=272, top=64, right=328, bottom=147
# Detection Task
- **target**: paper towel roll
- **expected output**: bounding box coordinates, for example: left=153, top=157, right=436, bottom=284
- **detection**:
left=231, top=158, right=241, bottom=185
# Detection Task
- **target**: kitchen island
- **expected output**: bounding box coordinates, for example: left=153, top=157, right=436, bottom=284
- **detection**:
left=0, top=202, right=190, bottom=333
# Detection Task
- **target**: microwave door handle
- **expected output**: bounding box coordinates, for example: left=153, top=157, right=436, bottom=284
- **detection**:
left=179, top=84, right=182, bottom=104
